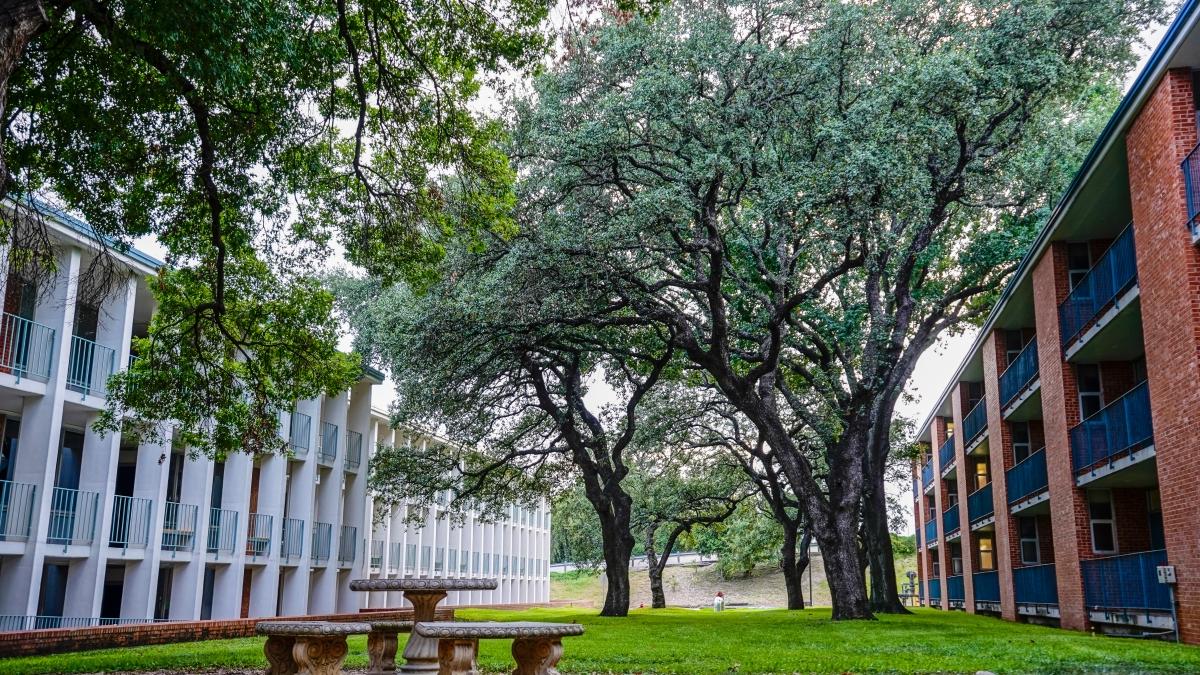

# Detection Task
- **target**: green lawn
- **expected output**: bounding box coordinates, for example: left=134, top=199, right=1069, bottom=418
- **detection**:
left=3, top=607, right=1200, bottom=674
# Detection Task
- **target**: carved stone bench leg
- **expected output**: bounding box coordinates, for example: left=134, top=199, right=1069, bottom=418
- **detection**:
left=511, top=637, right=564, bottom=675
left=264, top=635, right=298, bottom=675
left=368, top=629, right=399, bottom=674
left=436, top=637, right=479, bottom=675
left=292, top=635, right=351, bottom=675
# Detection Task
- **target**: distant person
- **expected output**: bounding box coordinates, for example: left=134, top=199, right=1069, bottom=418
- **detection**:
left=713, top=591, right=725, bottom=612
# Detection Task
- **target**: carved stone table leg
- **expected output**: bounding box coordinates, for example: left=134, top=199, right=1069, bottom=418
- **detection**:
left=436, top=637, right=479, bottom=675
left=511, top=637, right=564, bottom=675
left=264, top=635, right=298, bottom=675
left=293, top=635, right=350, bottom=675
left=367, top=629, right=399, bottom=674
left=400, top=590, right=448, bottom=673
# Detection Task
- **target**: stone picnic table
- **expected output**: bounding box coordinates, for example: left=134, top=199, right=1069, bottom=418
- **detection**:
left=349, top=577, right=498, bottom=673
left=256, top=620, right=372, bottom=675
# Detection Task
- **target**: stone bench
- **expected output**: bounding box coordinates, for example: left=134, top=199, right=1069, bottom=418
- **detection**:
left=256, top=620, right=372, bottom=675
left=414, top=621, right=584, bottom=675
left=361, top=619, right=414, bottom=675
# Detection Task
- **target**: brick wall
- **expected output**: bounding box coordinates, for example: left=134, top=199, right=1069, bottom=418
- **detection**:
left=1126, top=67, right=1200, bottom=643
left=0, top=607, right=454, bottom=658
left=1111, top=488, right=1153, bottom=553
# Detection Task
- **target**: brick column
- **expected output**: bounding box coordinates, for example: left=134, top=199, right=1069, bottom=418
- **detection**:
left=1031, top=243, right=1090, bottom=631
left=932, top=418, right=951, bottom=610
left=952, top=385, right=975, bottom=610
left=981, top=331, right=1017, bottom=620
left=1126, top=67, right=1200, bottom=643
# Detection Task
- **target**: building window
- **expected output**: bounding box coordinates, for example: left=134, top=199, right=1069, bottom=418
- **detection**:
left=1076, top=364, right=1103, bottom=419
left=946, top=490, right=959, bottom=508
left=1088, top=489, right=1117, bottom=554
left=973, top=460, right=989, bottom=492
left=951, top=549, right=963, bottom=576
left=931, top=556, right=941, bottom=577
left=977, top=535, right=996, bottom=571
left=965, top=381, right=985, bottom=410
left=1067, top=242, right=1092, bottom=290
left=1148, top=489, right=1165, bottom=550
left=1018, top=517, right=1040, bottom=565
left=1011, top=422, right=1032, bottom=463
left=1004, top=329, right=1026, bottom=366
left=1132, top=357, right=1148, bottom=385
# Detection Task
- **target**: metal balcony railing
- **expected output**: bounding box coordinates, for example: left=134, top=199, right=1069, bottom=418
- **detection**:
left=345, top=430, right=363, bottom=470
left=947, top=574, right=965, bottom=601
left=289, top=411, right=312, bottom=457
left=923, top=519, right=937, bottom=545
left=312, top=521, right=332, bottom=563
left=48, top=487, right=99, bottom=546
left=1059, top=225, right=1138, bottom=346
left=246, top=513, right=273, bottom=559
left=0, top=313, right=55, bottom=382
left=0, top=615, right=167, bottom=631
left=339, top=525, right=356, bottom=565
left=388, top=542, right=401, bottom=572
left=407, top=544, right=418, bottom=573
left=920, top=460, right=933, bottom=489
left=317, top=421, right=338, bottom=464
left=0, top=480, right=36, bottom=542
left=370, top=539, right=384, bottom=571
left=66, top=335, right=115, bottom=398
left=967, top=483, right=993, bottom=524
left=928, top=578, right=942, bottom=603
left=207, top=508, right=238, bottom=556
left=938, top=435, right=956, bottom=471
left=942, top=505, right=960, bottom=537
left=999, top=340, right=1039, bottom=407
left=1069, top=381, right=1153, bottom=475
left=161, top=501, right=198, bottom=552
left=974, top=570, right=1000, bottom=603
left=1082, top=549, right=1171, bottom=612
left=1006, top=448, right=1049, bottom=504
left=1182, top=141, right=1200, bottom=239
left=963, top=399, right=988, bottom=445
left=108, top=495, right=151, bottom=549
left=281, top=517, right=304, bottom=561
left=1014, top=563, right=1058, bottom=606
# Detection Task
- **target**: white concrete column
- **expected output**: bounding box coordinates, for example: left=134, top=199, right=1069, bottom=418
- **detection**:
left=211, top=452, right=253, bottom=618
left=280, top=399, right=318, bottom=615
left=119, top=431, right=171, bottom=620
left=249, top=452, right=287, bottom=617
left=168, top=453, right=214, bottom=619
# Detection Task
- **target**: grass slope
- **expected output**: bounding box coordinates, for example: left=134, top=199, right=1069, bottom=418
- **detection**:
left=3, top=607, right=1200, bottom=674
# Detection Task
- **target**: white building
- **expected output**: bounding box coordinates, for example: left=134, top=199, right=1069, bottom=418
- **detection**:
left=0, top=204, right=549, bottom=630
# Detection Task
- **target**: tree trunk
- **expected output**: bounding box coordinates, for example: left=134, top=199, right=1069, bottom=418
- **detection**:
left=0, top=1, right=47, bottom=196
left=818, top=507, right=874, bottom=621
left=780, top=523, right=811, bottom=610
left=594, top=501, right=634, bottom=617
left=644, top=522, right=666, bottom=609
left=864, top=477, right=910, bottom=614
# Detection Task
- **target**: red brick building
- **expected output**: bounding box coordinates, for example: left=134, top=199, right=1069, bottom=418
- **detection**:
left=911, top=1, right=1200, bottom=643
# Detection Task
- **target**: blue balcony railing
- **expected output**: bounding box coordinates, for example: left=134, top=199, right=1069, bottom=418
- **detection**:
left=246, top=513, right=273, bottom=559
left=281, top=517, right=304, bottom=561
left=0, top=480, right=36, bottom=542
left=317, top=421, right=338, bottom=464
left=1082, top=549, right=1171, bottom=612
left=0, top=313, right=55, bottom=382
left=974, top=570, right=1000, bottom=603
left=345, top=430, right=363, bottom=470
left=920, top=460, right=933, bottom=489
left=1182, top=141, right=1200, bottom=239
left=947, top=574, right=965, bottom=601
left=1059, top=225, right=1138, bottom=346
left=942, top=506, right=960, bottom=537
left=924, top=518, right=938, bottom=545
left=1006, top=448, right=1048, bottom=504
left=108, top=495, right=151, bottom=549
left=66, top=335, right=115, bottom=398
left=161, top=501, right=198, bottom=552
left=312, top=521, right=332, bottom=563
left=47, top=487, right=99, bottom=546
left=999, top=340, right=1039, bottom=407
left=289, top=412, right=312, bottom=457
left=963, top=399, right=988, bottom=445
left=968, top=483, right=993, bottom=524
left=1069, top=381, right=1153, bottom=475
left=928, top=578, right=942, bottom=603
left=1014, top=563, right=1059, bottom=606
left=938, top=435, right=956, bottom=471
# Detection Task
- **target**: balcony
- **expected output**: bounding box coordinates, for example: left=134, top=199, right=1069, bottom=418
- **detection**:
left=288, top=411, right=312, bottom=458
left=974, top=570, right=1000, bottom=608
left=1182, top=140, right=1200, bottom=242
left=370, top=539, right=384, bottom=572
left=345, top=431, right=363, bottom=471
left=66, top=335, right=115, bottom=399
left=928, top=578, right=942, bottom=604
left=938, top=436, right=956, bottom=476
left=108, top=495, right=151, bottom=549
left=967, top=483, right=994, bottom=527
left=942, top=505, right=960, bottom=539
left=1006, top=448, right=1049, bottom=511
left=1014, top=563, right=1059, bottom=613
left=947, top=574, right=965, bottom=605
left=281, top=517, right=304, bottom=562
left=311, top=521, right=333, bottom=563
left=0, top=480, right=36, bottom=542
left=161, top=501, right=198, bottom=553
left=317, top=421, right=338, bottom=465
left=1058, top=225, right=1138, bottom=351
left=47, top=487, right=99, bottom=547
left=920, top=460, right=934, bottom=492
left=998, top=340, right=1039, bottom=414
left=1082, top=550, right=1172, bottom=625
left=207, top=508, right=238, bottom=558
left=962, top=399, right=988, bottom=449
left=0, top=313, right=55, bottom=383
left=245, top=513, right=273, bottom=560
left=1069, top=381, right=1153, bottom=483
left=388, top=542, right=401, bottom=573
left=339, top=525, right=357, bottom=566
